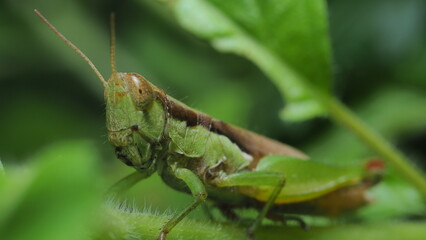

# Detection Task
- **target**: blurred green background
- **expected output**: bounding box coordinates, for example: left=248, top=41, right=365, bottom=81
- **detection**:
left=1, top=0, right=426, bottom=237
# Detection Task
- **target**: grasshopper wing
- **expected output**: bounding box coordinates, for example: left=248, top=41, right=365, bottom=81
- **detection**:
left=238, top=155, right=369, bottom=204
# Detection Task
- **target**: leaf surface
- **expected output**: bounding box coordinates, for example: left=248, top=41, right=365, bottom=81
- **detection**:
left=164, top=0, right=333, bottom=121
left=0, top=141, right=102, bottom=240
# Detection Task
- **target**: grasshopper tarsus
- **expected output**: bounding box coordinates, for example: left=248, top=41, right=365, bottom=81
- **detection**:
left=267, top=212, right=310, bottom=231
left=284, top=215, right=310, bottom=231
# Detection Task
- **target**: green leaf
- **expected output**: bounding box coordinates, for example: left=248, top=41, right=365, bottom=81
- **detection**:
left=0, top=140, right=102, bottom=240
left=161, top=0, right=332, bottom=121
left=358, top=178, right=425, bottom=222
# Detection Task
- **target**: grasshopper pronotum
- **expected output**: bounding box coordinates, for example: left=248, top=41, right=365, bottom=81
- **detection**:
left=35, top=10, right=383, bottom=240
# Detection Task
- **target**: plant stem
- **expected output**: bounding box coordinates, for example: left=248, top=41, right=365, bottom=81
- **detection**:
left=97, top=206, right=426, bottom=240
left=323, top=96, right=426, bottom=199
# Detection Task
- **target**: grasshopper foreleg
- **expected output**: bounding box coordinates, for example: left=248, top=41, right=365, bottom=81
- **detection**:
left=107, top=171, right=151, bottom=196
left=158, top=168, right=207, bottom=240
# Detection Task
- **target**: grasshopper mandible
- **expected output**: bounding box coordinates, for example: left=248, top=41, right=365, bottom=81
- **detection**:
left=35, top=10, right=383, bottom=240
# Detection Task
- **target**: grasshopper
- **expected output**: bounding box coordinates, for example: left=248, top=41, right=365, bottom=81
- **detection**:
left=35, top=10, right=383, bottom=240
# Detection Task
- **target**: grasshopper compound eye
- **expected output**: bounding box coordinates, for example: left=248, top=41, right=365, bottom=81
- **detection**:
left=107, top=72, right=155, bottom=110
left=122, top=74, right=155, bottom=110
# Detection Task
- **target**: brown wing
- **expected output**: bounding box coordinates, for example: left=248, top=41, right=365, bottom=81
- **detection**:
left=211, top=120, right=309, bottom=169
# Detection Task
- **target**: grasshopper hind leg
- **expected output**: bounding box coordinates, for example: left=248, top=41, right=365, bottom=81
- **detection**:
left=214, top=171, right=286, bottom=239
left=247, top=175, right=285, bottom=239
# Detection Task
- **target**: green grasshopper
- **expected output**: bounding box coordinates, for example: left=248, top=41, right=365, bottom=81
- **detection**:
left=35, top=10, right=383, bottom=240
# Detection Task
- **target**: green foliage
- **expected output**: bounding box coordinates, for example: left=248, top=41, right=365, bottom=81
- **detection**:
left=0, top=141, right=102, bottom=240
left=0, top=0, right=425, bottom=239
left=169, top=0, right=332, bottom=121
left=306, top=87, right=426, bottom=163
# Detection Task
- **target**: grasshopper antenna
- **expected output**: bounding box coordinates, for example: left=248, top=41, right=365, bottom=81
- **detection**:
left=110, top=12, right=117, bottom=75
left=34, top=9, right=108, bottom=88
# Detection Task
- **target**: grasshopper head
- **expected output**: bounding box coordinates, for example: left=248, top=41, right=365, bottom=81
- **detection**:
left=34, top=10, right=158, bottom=173
left=105, top=72, right=155, bottom=132
left=101, top=14, right=165, bottom=174
left=104, top=72, right=158, bottom=172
